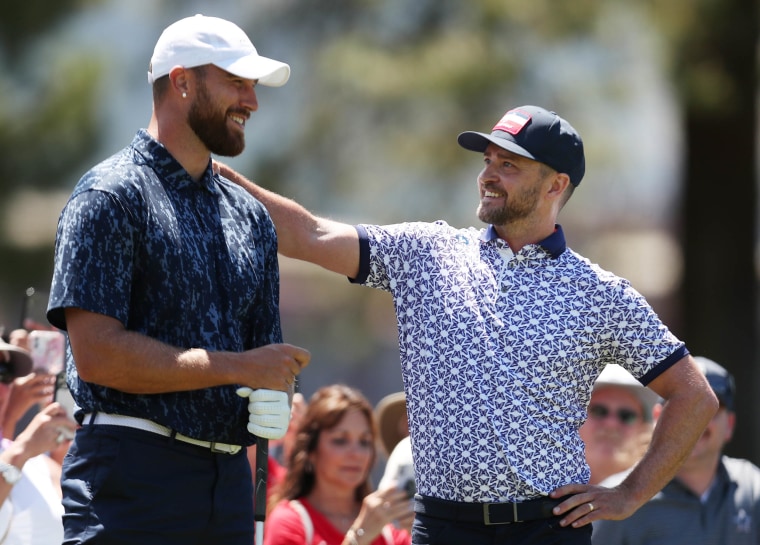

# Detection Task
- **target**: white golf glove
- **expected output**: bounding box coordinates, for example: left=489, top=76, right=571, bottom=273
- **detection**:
left=236, top=387, right=291, bottom=440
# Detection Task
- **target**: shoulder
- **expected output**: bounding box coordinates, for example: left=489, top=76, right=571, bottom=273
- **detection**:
left=362, top=221, right=483, bottom=250
left=267, top=500, right=307, bottom=532
left=722, top=455, right=760, bottom=485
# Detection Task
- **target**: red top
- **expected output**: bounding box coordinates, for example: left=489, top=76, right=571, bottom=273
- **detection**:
left=263, top=497, right=410, bottom=545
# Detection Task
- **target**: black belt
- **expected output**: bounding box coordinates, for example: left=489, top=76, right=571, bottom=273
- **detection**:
left=414, top=495, right=561, bottom=525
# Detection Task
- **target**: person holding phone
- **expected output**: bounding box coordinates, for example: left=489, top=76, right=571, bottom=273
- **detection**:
left=263, top=384, right=412, bottom=545
left=2, top=328, right=59, bottom=438
left=0, top=337, right=77, bottom=545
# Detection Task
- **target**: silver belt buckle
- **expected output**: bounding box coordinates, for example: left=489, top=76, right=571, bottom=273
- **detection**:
left=483, top=502, right=519, bottom=525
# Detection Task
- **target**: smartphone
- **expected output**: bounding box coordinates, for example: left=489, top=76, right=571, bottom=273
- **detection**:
left=29, top=330, right=65, bottom=375
left=53, top=371, right=77, bottom=421
left=396, top=463, right=416, bottom=499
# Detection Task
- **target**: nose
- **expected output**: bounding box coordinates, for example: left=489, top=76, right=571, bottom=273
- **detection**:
left=241, top=83, right=258, bottom=112
left=479, top=163, right=498, bottom=185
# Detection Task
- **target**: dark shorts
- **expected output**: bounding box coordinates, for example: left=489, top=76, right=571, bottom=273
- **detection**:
left=61, top=424, right=254, bottom=545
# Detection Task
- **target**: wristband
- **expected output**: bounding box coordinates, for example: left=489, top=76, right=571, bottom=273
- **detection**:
left=346, top=526, right=365, bottom=545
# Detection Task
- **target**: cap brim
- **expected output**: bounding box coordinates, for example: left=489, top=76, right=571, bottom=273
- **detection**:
left=375, top=392, right=407, bottom=455
left=0, top=342, right=33, bottom=377
left=457, top=131, right=537, bottom=162
left=217, top=55, right=291, bottom=87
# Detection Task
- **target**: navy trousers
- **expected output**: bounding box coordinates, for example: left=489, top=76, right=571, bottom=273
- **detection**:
left=61, top=424, right=254, bottom=545
left=412, top=511, right=593, bottom=545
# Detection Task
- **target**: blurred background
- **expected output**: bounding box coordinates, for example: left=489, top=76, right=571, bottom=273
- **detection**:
left=0, top=0, right=758, bottom=461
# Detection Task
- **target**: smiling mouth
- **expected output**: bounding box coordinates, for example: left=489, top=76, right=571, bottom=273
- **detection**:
left=483, top=190, right=504, bottom=199
left=229, top=114, right=247, bottom=127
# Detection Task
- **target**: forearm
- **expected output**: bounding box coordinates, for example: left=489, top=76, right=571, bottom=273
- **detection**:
left=217, top=163, right=360, bottom=277
left=616, top=386, right=717, bottom=507
left=217, top=164, right=318, bottom=255
left=66, top=308, right=307, bottom=394
left=73, top=326, right=236, bottom=394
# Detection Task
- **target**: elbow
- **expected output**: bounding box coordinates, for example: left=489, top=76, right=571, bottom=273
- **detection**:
left=70, top=348, right=105, bottom=384
left=704, top=388, right=720, bottom=419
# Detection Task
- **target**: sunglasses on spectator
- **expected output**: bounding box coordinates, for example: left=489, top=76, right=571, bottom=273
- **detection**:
left=588, top=404, right=641, bottom=425
left=0, top=362, right=15, bottom=384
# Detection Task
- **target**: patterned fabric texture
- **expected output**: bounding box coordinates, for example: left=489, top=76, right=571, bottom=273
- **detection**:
left=48, top=130, right=282, bottom=445
left=354, top=221, right=686, bottom=502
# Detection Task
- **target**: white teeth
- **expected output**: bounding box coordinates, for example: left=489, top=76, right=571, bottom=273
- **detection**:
left=484, top=191, right=502, bottom=198
left=230, top=115, right=245, bottom=126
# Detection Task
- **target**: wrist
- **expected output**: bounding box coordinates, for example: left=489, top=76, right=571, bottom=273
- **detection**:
left=346, top=526, right=365, bottom=545
left=0, top=442, right=28, bottom=469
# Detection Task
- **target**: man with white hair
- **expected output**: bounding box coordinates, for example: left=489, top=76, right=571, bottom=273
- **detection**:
left=580, top=364, right=660, bottom=485
left=592, top=356, right=760, bottom=544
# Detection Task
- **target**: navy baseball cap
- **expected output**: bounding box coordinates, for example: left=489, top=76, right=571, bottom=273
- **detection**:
left=457, top=105, right=586, bottom=187
left=693, top=356, right=735, bottom=411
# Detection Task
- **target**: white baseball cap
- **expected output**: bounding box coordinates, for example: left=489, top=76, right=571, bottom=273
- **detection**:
left=593, top=364, right=661, bottom=421
left=148, top=14, right=290, bottom=87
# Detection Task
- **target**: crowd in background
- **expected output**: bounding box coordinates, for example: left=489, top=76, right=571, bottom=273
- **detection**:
left=2, top=313, right=760, bottom=545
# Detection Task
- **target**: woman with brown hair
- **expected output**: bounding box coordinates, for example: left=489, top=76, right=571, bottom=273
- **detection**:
left=264, top=385, right=412, bottom=545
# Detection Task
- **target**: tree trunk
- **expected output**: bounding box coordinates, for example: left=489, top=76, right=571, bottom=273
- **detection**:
left=680, top=0, right=758, bottom=462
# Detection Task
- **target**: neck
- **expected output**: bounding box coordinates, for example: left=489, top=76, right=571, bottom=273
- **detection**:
left=148, top=111, right=210, bottom=182
left=307, top=487, right=359, bottom=516
left=674, top=454, right=722, bottom=497
left=493, top=219, right=556, bottom=254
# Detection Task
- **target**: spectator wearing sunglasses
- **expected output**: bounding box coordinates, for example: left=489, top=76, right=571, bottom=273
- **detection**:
left=592, top=356, right=760, bottom=544
left=0, top=338, right=77, bottom=545
left=580, top=364, right=660, bottom=485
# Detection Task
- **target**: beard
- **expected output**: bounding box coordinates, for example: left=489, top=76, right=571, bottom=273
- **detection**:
left=187, top=80, right=246, bottom=157
left=477, top=183, right=542, bottom=226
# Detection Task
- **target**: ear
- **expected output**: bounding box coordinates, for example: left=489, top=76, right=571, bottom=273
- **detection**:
left=724, top=411, right=736, bottom=442
left=168, top=66, right=189, bottom=98
left=652, top=402, right=663, bottom=423
left=547, top=172, right=571, bottom=199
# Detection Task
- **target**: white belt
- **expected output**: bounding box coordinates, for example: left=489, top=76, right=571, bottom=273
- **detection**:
left=83, top=413, right=242, bottom=455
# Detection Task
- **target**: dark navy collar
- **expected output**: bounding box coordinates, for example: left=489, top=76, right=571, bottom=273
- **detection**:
left=481, top=224, right=567, bottom=259
left=132, top=129, right=217, bottom=194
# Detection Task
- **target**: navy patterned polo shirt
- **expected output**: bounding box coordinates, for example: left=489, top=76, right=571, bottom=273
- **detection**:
left=353, top=221, right=687, bottom=502
left=47, top=129, right=282, bottom=446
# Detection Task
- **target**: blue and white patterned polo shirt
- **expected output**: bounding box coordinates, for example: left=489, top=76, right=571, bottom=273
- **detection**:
left=353, top=221, right=687, bottom=502
left=47, top=129, right=282, bottom=446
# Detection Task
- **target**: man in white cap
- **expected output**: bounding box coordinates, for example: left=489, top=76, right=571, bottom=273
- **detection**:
left=580, top=364, right=660, bottom=485
left=592, top=356, right=760, bottom=544
left=46, top=15, right=310, bottom=544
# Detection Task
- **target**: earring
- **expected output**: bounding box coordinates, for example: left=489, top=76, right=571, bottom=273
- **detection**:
left=182, top=92, right=187, bottom=98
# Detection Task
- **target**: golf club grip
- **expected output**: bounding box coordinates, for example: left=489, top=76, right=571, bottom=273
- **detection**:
left=254, top=436, right=268, bottom=523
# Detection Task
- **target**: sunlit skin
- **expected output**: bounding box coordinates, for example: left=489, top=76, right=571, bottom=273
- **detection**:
left=306, top=409, right=375, bottom=512
left=476, top=144, right=566, bottom=252
left=187, top=65, right=258, bottom=157
left=653, top=403, right=735, bottom=496
left=580, top=388, right=652, bottom=485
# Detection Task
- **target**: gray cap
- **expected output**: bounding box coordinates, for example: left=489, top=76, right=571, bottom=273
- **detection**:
left=593, top=364, right=660, bottom=421
left=693, top=356, right=735, bottom=411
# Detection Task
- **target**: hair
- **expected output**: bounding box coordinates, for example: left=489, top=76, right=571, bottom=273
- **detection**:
left=269, top=384, right=378, bottom=510
left=151, top=65, right=208, bottom=103
left=560, top=182, right=576, bottom=208
left=536, top=163, right=576, bottom=208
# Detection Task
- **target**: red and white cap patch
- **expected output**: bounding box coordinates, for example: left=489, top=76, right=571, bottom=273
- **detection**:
left=492, top=108, right=531, bottom=135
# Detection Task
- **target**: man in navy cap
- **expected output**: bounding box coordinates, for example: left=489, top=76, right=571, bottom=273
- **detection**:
left=592, top=356, right=760, bottom=544
left=220, top=105, right=718, bottom=544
